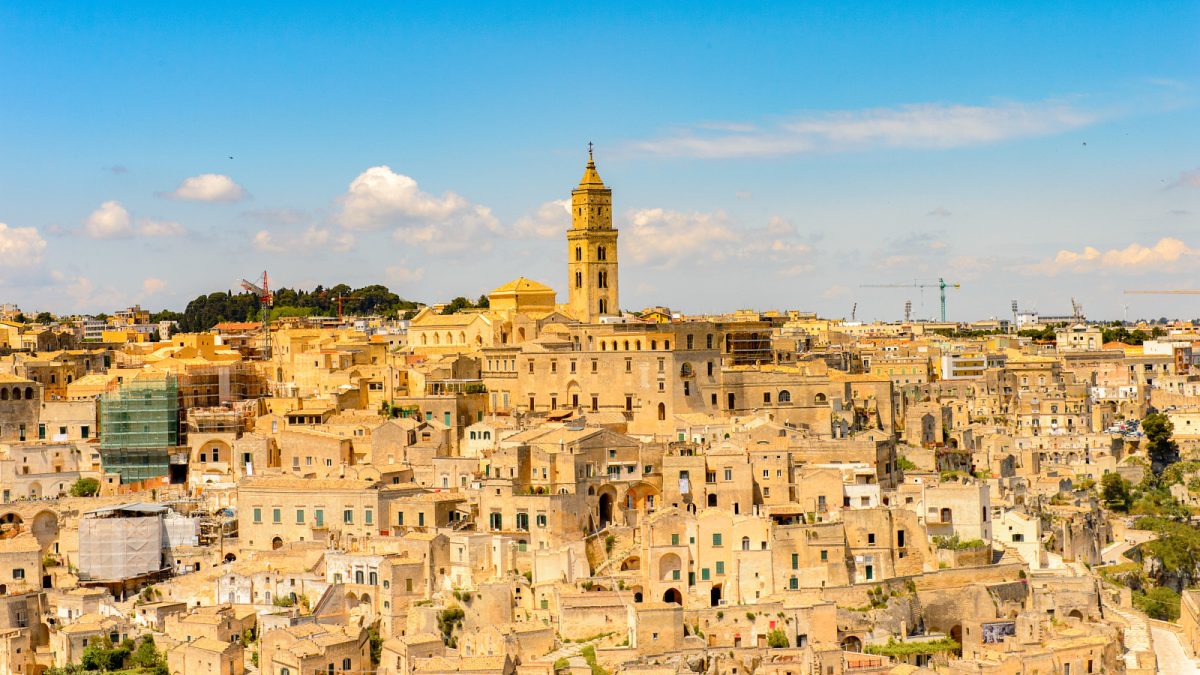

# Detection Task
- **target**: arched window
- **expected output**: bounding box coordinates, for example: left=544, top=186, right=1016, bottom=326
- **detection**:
left=636, top=340, right=641, bottom=350
left=597, top=246, right=607, bottom=261
left=11, top=388, right=20, bottom=400
left=576, top=246, right=582, bottom=261
left=742, top=536, right=751, bottom=551
left=665, top=340, right=671, bottom=350
left=369, top=572, right=377, bottom=585
left=599, top=299, right=608, bottom=314
left=355, top=570, right=364, bottom=584
left=282, top=669, right=291, bottom=675
left=459, top=331, right=466, bottom=344
left=445, top=332, right=453, bottom=345
left=778, top=390, right=792, bottom=403
left=1, top=389, right=7, bottom=401
left=483, top=431, right=491, bottom=439
left=600, top=341, right=606, bottom=351
left=657, top=402, right=666, bottom=421
left=623, top=340, right=629, bottom=351
left=814, top=393, right=827, bottom=404
left=421, top=334, right=428, bottom=345
left=433, top=333, right=440, bottom=345
left=575, top=271, right=582, bottom=288
left=651, top=340, right=657, bottom=350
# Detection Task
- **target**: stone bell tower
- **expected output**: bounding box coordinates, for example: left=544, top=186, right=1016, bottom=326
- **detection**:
left=567, top=144, right=618, bottom=323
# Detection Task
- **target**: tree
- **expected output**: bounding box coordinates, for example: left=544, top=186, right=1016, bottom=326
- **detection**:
left=35, top=311, right=54, bottom=324
left=1101, top=472, right=1132, bottom=512
left=69, top=478, right=100, bottom=497
left=1143, top=412, right=1179, bottom=474
left=766, top=629, right=789, bottom=648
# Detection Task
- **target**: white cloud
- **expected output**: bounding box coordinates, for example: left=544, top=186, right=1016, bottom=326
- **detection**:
left=513, top=199, right=570, bottom=238
left=628, top=100, right=1095, bottom=158
left=84, top=200, right=134, bottom=239
left=1027, top=237, right=1200, bottom=275
left=49, top=271, right=125, bottom=311
left=927, top=207, right=952, bottom=217
left=137, top=218, right=186, bottom=237
left=165, top=174, right=247, bottom=202
left=253, top=226, right=354, bottom=254
left=0, top=223, right=47, bottom=275
left=142, top=277, right=167, bottom=295
left=337, top=166, right=498, bottom=252
left=385, top=264, right=425, bottom=285
left=624, top=208, right=739, bottom=267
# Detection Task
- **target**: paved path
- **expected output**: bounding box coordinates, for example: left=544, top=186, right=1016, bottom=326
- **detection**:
left=1151, top=626, right=1199, bottom=675
left=1101, top=529, right=1156, bottom=565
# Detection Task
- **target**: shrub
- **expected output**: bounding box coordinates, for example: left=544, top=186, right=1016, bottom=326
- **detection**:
left=766, top=628, right=789, bottom=648
left=69, top=478, right=100, bottom=497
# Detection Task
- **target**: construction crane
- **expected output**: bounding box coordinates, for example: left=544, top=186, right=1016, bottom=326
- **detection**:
left=239, top=271, right=273, bottom=359
left=1125, top=290, right=1200, bottom=295
left=904, top=300, right=912, bottom=323
left=861, top=278, right=961, bottom=322
left=334, top=295, right=351, bottom=322
left=851, top=302, right=858, bottom=322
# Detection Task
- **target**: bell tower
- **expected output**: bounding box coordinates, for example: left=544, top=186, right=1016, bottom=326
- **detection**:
left=567, top=144, right=619, bottom=323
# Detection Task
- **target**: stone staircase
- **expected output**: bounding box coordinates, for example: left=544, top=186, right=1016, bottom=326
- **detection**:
left=1104, top=600, right=1156, bottom=672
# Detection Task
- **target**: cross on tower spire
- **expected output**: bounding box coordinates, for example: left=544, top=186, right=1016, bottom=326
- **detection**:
left=588, top=141, right=593, bottom=161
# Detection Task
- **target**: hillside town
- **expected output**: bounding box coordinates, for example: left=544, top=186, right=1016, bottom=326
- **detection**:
left=7, top=155, right=1200, bottom=675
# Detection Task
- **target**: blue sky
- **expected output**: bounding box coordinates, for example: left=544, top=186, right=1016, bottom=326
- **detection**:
left=1, top=1, right=1198, bottom=320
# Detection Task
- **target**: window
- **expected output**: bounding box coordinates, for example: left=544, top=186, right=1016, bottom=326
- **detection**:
left=38, top=424, right=45, bottom=440
left=763, top=392, right=771, bottom=404
left=343, top=658, right=352, bottom=670
left=715, top=561, right=725, bottom=575
left=724, top=468, right=732, bottom=481
left=778, top=390, right=791, bottom=403
left=344, top=510, right=353, bottom=524
left=712, top=533, right=722, bottom=547
left=687, top=335, right=694, bottom=350
left=12, top=568, right=24, bottom=580
left=671, top=533, right=679, bottom=546
left=314, top=509, right=323, bottom=527
left=296, top=510, right=304, bottom=524
left=820, top=549, right=827, bottom=561
left=365, top=509, right=373, bottom=525
left=867, top=533, right=875, bottom=545
left=701, top=568, right=710, bottom=581
left=272, top=509, right=281, bottom=524
left=865, top=565, right=874, bottom=580
left=536, top=514, right=547, bottom=527
left=791, top=553, right=799, bottom=569
left=81, top=425, right=89, bottom=438
left=789, top=576, right=798, bottom=590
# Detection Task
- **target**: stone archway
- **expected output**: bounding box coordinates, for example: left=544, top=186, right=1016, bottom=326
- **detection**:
left=709, top=584, right=722, bottom=607
left=841, top=635, right=862, bottom=652
left=662, top=588, right=682, bottom=605
left=271, top=537, right=283, bottom=550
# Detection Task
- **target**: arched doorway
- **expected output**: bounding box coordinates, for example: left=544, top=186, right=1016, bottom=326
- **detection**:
left=663, top=588, right=682, bottom=605
left=271, top=537, right=283, bottom=550
left=707, top=493, right=717, bottom=508
left=1068, top=609, right=1083, bottom=620
left=841, top=636, right=862, bottom=652
left=224, top=553, right=237, bottom=563
left=710, top=584, right=722, bottom=607
left=949, top=625, right=962, bottom=654
left=598, top=492, right=614, bottom=528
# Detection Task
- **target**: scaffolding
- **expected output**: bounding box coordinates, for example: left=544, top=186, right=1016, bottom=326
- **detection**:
left=724, top=330, right=774, bottom=366
left=99, top=376, right=179, bottom=482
